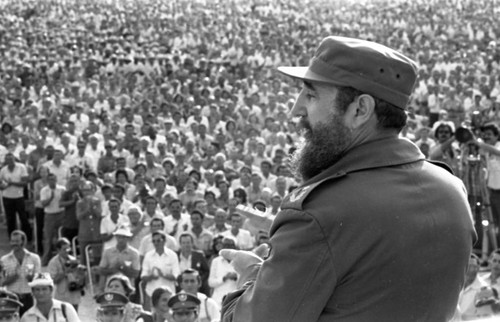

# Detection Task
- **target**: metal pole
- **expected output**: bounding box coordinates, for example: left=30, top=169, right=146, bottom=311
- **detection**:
left=85, top=244, right=94, bottom=297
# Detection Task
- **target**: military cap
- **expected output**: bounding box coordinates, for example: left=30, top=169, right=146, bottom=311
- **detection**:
left=0, top=298, right=22, bottom=313
left=0, top=289, right=21, bottom=303
left=167, top=292, right=200, bottom=311
left=278, top=36, right=418, bottom=110
left=95, top=292, right=129, bottom=309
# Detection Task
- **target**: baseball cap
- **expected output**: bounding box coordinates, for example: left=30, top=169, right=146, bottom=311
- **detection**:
left=277, top=36, right=418, bottom=110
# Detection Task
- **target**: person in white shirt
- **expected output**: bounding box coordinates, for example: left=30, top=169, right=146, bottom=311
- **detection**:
left=68, top=104, right=89, bottom=137
left=67, top=141, right=95, bottom=173
left=100, top=198, right=130, bottom=250
left=208, top=237, right=239, bottom=306
left=179, top=268, right=221, bottom=322
left=474, top=124, right=500, bottom=244
left=139, top=217, right=179, bottom=261
left=164, top=199, right=192, bottom=239
left=221, top=213, right=255, bottom=251
left=40, top=173, right=66, bottom=265
left=43, top=148, right=70, bottom=187
left=456, top=254, right=489, bottom=320
left=0, top=152, right=31, bottom=242
left=141, top=231, right=180, bottom=310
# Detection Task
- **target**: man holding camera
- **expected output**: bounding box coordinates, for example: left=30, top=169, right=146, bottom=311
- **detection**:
left=47, top=238, right=84, bottom=311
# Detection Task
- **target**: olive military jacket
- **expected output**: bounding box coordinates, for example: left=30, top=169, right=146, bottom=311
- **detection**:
left=221, top=136, right=475, bottom=322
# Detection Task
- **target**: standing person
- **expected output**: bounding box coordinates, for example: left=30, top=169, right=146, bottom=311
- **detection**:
left=177, top=234, right=211, bottom=296
left=47, top=238, right=83, bottom=312
left=0, top=153, right=31, bottom=243
left=141, top=231, right=180, bottom=311
left=98, top=227, right=140, bottom=288
left=208, top=237, right=238, bottom=307
left=76, top=181, right=102, bottom=265
left=138, top=216, right=179, bottom=261
left=21, top=272, right=80, bottom=322
left=0, top=230, right=41, bottom=317
left=33, top=165, right=50, bottom=255
left=178, top=269, right=220, bottom=322
left=473, top=123, right=500, bottom=244
left=43, top=148, right=70, bottom=187
left=58, top=173, right=82, bottom=242
left=40, top=173, right=66, bottom=266
left=188, top=210, right=213, bottom=256
left=220, top=36, right=475, bottom=321
left=0, top=289, right=23, bottom=322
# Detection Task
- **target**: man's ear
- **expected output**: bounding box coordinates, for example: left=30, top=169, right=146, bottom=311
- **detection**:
left=346, top=94, right=376, bottom=129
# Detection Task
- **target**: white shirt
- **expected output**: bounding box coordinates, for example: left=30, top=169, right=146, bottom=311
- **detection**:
left=44, top=160, right=71, bottom=187
left=100, top=214, right=130, bottom=249
left=208, top=255, right=238, bottom=306
left=197, top=292, right=221, bottom=322
left=20, top=299, right=80, bottom=322
left=40, top=185, right=66, bottom=213
left=221, top=229, right=255, bottom=250
left=67, top=152, right=95, bottom=172
left=486, top=142, right=500, bottom=189
left=138, top=234, right=179, bottom=256
left=179, top=253, right=192, bottom=272
left=458, top=275, right=488, bottom=318
left=164, top=212, right=192, bottom=236
left=101, top=199, right=134, bottom=218
left=0, top=163, right=28, bottom=198
left=141, top=248, right=180, bottom=296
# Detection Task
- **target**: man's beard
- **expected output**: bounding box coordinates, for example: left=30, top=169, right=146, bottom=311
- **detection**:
left=290, top=113, right=352, bottom=182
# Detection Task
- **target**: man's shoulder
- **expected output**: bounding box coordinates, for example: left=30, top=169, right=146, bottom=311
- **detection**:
left=102, top=247, right=116, bottom=256
left=126, top=245, right=140, bottom=256
left=192, top=250, right=205, bottom=258
left=0, top=251, right=13, bottom=261
left=26, top=250, right=41, bottom=261
left=14, top=162, right=27, bottom=170
left=20, top=306, right=39, bottom=319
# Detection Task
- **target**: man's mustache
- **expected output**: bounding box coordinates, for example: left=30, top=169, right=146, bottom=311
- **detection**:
left=297, top=118, right=312, bottom=134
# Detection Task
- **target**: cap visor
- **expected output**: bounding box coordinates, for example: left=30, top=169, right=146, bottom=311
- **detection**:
left=277, top=66, right=344, bottom=85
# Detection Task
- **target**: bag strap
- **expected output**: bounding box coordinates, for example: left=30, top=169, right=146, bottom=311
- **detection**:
left=62, top=302, right=67, bottom=320
left=204, top=297, right=210, bottom=320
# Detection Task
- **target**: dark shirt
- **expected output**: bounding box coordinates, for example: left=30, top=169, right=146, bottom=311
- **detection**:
left=61, top=190, right=79, bottom=230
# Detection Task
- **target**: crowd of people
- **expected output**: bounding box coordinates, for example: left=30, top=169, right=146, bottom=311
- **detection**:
left=0, top=0, right=498, bottom=320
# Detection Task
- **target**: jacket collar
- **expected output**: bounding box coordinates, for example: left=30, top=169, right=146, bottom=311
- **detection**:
left=302, top=136, right=425, bottom=186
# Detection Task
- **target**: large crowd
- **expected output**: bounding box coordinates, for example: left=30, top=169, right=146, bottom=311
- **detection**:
left=0, top=0, right=499, bottom=321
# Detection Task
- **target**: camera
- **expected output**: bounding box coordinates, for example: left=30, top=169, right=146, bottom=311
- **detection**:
left=65, top=256, right=86, bottom=292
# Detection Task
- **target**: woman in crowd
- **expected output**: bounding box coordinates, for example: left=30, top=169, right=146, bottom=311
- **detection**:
left=106, top=273, right=145, bottom=322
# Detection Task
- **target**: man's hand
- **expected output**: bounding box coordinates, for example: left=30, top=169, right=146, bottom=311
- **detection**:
left=236, top=205, right=273, bottom=232
left=220, top=243, right=270, bottom=287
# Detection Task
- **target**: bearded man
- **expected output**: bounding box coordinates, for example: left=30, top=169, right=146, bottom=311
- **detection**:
left=219, top=36, right=476, bottom=322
